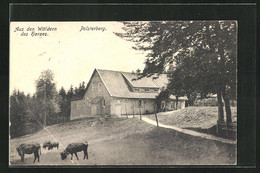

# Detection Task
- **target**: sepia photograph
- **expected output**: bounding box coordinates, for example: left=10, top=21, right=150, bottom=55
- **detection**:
left=9, top=21, right=237, bottom=166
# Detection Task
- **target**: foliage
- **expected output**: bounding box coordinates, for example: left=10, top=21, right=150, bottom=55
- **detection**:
left=155, top=89, right=170, bottom=112
left=72, top=81, right=86, bottom=99
left=116, top=21, right=237, bottom=123
left=35, top=69, right=61, bottom=126
left=10, top=69, right=89, bottom=138
left=10, top=90, right=42, bottom=138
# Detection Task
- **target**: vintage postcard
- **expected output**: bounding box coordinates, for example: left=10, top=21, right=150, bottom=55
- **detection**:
left=9, top=21, right=237, bottom=166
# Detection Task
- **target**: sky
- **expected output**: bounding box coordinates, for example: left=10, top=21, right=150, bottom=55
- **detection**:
left=10, top=22, right=146, bottom=95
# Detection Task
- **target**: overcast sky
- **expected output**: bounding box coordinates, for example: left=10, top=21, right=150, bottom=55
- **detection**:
left=10, top=22, right=146, bottom=95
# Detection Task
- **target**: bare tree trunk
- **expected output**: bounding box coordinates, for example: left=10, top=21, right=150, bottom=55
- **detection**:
left=175, top=96, right=179, bottom=110
left=222, top=91, right=232, bottom=123
left=217, top=91, right=224, bottom=122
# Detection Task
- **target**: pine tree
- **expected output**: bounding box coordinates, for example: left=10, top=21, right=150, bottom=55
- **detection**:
left=59, top=87, right=67, bottom=123
left=35, top=69, right=61, bottom=126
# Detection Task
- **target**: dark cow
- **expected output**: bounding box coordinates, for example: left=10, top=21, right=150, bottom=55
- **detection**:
left=16, top=143, right=41, bottom=163
left=43, top=141, right=51, bottom=149
left=43, top=141, right=59, bottom=150
left=48, top=142, right=59, bottom=150
left=60, top=142, right=88, bottom=160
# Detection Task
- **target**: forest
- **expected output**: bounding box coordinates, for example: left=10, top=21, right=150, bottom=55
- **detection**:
left=10, top=69, right=86, bottom=138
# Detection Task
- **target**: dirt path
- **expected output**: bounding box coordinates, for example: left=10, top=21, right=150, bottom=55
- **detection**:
left=141, top=117, right=236, bottom=144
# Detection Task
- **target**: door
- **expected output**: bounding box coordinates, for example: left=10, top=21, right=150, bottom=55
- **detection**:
left=91, top=105, right=97, bottom=116
left=115, top=104, right=121, bottom=116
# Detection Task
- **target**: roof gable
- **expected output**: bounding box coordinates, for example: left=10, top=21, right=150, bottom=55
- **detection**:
left=84, top=69, right=112, bottom=98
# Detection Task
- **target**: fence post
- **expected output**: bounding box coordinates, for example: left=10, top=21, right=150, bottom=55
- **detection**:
left=133, top=102, right=135, bottom=118
left=139, top=107, right=142, bottom=120
left=154, top=104, right=159, bottom=127
left=125, top=104, right=128, bottom=119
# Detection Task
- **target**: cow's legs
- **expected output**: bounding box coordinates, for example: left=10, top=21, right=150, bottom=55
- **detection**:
left=83, top=150, right=88, bottom=160
left=21, top=154, right=24, bottom=162
left=33, top=153, right=37, bottom=163
left=71, top=153, right=73, bottom=160
left=37, top=151, right=40, bottom=162
left=75, top=153, right=79, bottom=160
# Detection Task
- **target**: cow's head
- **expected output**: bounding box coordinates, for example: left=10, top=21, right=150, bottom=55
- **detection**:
left=16, top=147, right=22, bottom=156
left=43, top=141, right=51, bottom=148
left=60, top=151, right=69, bottom=160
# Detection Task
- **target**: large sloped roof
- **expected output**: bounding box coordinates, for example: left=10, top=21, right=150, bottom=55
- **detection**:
left=96, top=69, right=167, bottom=99
left=121, top=72, right=168, bottom=88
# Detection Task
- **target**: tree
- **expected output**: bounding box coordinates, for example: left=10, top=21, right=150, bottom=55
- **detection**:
left=155, top=88, right=170, bottom=112
left=79, top=81, right=86, bottom=97
left=116, top=21, right=237, bottom=124
left=10, top=90, right=28, bottom=138
left=67, top=85, right=74, bottom=100
left=35, top=69, right=60, bottom=126
left=65, top=85, right=74, bottom=121
left=58, top=87, right=68, bottom=123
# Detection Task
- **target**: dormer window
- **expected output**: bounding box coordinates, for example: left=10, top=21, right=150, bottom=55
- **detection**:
left=145, top=88, right=149, bottom=92
left=135, top=88, right=140, bottom=92
left=98, top=83, right=102, bottom=91
left=154, top=89, right=159, bottom=92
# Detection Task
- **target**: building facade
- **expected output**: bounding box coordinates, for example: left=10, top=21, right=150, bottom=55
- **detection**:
left=70, top=69, right=188, bottom=120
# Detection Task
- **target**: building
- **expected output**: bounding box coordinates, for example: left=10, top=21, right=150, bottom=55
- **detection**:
left=70, top=69, right=188, bottom=120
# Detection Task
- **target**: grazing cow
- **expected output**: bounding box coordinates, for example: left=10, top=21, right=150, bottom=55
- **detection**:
left=60, top=142, right=88, bottom=160
left=16, top=143, right=41, bottom=163
left=48, top=142, right=59, bottom=150
left=43, top=141, right=59, bottom=150
left=43, top=141, right=51, bottom=149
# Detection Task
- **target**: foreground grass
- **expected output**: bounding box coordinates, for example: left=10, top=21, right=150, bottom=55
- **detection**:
left=9, top=116, right=236, bottom=166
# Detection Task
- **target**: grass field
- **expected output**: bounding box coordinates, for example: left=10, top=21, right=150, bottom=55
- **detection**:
left=9, top=111, right=236, bottom=166
left=144, top=106, right=237, bottom=129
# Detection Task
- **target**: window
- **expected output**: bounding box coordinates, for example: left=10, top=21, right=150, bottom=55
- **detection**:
left=154, top=88, right=159, bottom=92
left=92, top=83, right=96, bottom=91
left=138, top=99, right=143, bottom=107
left=171, top=101, right=175, bottom=109
left=117, top=99, right=121, bottom=104
left=102, top=99, right=106, bottom=107
left=135, top=88, right=140, bottom=92
left=145, top=88, right=149, bottom=92
left=161, top=101, right=166, bottom=109
left=98, top=83, right=102, bottom=91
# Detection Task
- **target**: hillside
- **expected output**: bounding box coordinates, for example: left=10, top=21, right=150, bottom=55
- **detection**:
left=10, top=114, right=236, bottom=166
left=144, top=106, right=237, bottom=129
